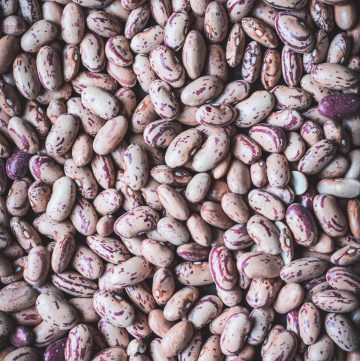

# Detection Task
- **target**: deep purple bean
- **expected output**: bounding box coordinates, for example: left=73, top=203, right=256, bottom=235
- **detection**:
left=319, top=93, right=360, bottom=119
left=6, top=148, right=31, bottom=180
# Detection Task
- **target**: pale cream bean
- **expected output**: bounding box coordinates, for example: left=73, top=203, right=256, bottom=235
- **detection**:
left=93, top=116, right=128, bottom=156
left=175, top=261, right=213, bottom=287
left=221, top=193, right=249, bottom=224
left=67, top=97, right=105, bottom=136
left=106, top=256, right=152, bottom=289
left=249, top=124, right=287, bottom=154
left=92, top=347, right=127, bottom=361
left=178, top=331, right=202, bottom=361
left=46, top=177, right=76, bottom=222
left=162, top=321, right=193, bottom=357
left=196, top=104, right=237, bottom=127
left=185, top=173, right=211, bottom=203
left=317, top=178, right=360, bottom=198
left=71, top=133, right=93, bottom=167
left=327, top=32, right=350, bottom=65
left=144, top=120, right=182, bottom=149
left=197, top=335, right=222, bottom=361
left=164, top=10, right=190, bottom=51
left=105, top=36, right=133, bottom=68
left=334, top=1, right=358, bottom=31
left=72, top=72, right=117, bottom=94
left=3, top=348, right=38, bottom=361
left=201, top=201, right=234, bottom=229
left=140, top=239, right=174, bottom=267
left=248, top=189, right=285, bottom=221
left=149, top=338, right=174, bottom=361
left=214, top=80, right=250, bottom=105
left=157, top=216, right=190, bottom=246
left=192, top=132, right=230, bottom=172
left=80, top=32, right=105, bottom=73
left=63, top=45, right=81, bottom=83
left=157, top=184, right=189, bottom=221
left=298, top=139, right=337, bottom=175
left=51, top=271, right=98, bottom=297
left=186, top=214, right=212, bottom=247
left=234, top=90, right=275, bottom=128
left=261, top=48, right=281, bottom=90
left=273, top=283, right=304, bottom=314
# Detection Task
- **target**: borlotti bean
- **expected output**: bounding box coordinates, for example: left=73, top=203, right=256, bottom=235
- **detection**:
left=0, top=0, right=359, bottom=360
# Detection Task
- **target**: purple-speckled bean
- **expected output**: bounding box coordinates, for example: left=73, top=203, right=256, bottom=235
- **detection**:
left=313, top=194, right=347, bottom=237
left=247, top=214, right=281, bottom=254
left=242, top=17, right=278, bottom=48
left=249, top=124, right=287, bottom=153
left=298, top=139, right=337, bottom=175
left=149, top=79, right=180, bottom=121
left=275, top=12, right=314, bottom=53
left=209, top=245, right=237, bottom=290
left=238, top=251, right=283, bottom=278
left=286, top=203, right=318, bottom=247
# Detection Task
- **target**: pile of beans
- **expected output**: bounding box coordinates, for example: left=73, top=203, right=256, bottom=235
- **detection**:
left=1, top=0, right=360, bottom=359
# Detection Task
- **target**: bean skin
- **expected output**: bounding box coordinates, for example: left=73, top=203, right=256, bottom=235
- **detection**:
left=1, top=1, right=360, bottom=360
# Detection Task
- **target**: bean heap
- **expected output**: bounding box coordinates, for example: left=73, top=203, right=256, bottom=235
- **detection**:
left=0, top=0, right=360, bottom=359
